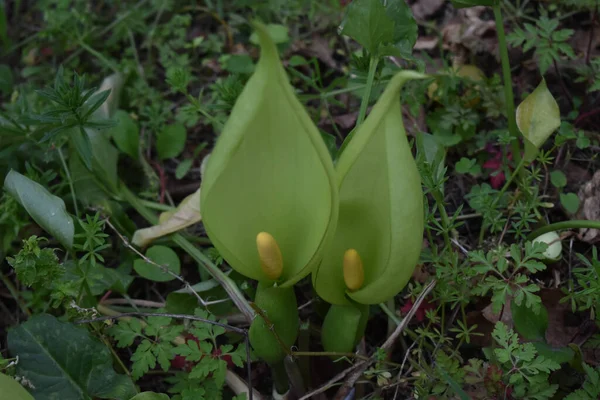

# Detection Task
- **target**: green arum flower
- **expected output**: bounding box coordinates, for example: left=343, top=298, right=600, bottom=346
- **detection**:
left=199, top=22, right=338, bottom=364
left=313, top=70, right=427, bottom=353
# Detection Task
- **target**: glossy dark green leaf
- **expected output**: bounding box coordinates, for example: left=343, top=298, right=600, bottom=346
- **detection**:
left=4, top=170, right=74, bottom=249
left=8, top=314, right=137, bottom=400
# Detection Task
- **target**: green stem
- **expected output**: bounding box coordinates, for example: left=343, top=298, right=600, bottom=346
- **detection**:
left=478, top=156, right=527, bottom=241
left=58, top=146, right=79, bottom=217
left=356, top=57, right=379, bottom=127
left=378, top=303, right=435, bottom=351
left=496, top=156, right=526, bottom=201
left=119, top=185, right=255, bottom=321
left=527, top=220, right=600, bottom=241
left=299, top=84, right=367, bottom=101
left=76, top=40, right=120, bottom=73
left=271, top=361, right=290, bottom=395
left=186, top=93, right=223, bottom=130
left=432, top=189, right=452, bottom=249
left=493, top=3, right=521, bottom=165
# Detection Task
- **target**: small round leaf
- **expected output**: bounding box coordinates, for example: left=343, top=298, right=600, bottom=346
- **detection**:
left=134, top=245, right=180, bottom=282
left=550, top=170, right=567, bottom=188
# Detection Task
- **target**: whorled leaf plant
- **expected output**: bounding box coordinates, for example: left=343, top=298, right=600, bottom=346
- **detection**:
left=313, top=70, right=427, bottom=353
left=199, top=22, right=339, bottom=366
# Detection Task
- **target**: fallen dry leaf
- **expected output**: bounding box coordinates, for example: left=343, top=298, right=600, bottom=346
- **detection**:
left=132, top=188, right=202, bottom=248
left=414, top=36, right=439, bottom=51
left=411, top=0, right=445, bottom=21
left=577, top=170, right=600, bottom=243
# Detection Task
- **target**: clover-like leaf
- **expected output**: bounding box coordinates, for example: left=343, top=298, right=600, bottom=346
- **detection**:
left=200, top=22, right=338, bottom=286
left=313, top=71, right=426, bottom=305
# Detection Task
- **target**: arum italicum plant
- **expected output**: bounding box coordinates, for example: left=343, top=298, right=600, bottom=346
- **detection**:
left=200, top=21, right=426, bottom=373
left=313, top=69, right=427, bottom=353
left=199, top=21, right=339, bottom=367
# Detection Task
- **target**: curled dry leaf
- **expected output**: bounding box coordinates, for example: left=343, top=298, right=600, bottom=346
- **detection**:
left=131, top=155, right=211, bottom=248
left=132, top=188, right=202, bottom=248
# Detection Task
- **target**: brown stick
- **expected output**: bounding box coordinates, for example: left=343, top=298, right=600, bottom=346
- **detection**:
left=299, top=280, right=437, bottom=400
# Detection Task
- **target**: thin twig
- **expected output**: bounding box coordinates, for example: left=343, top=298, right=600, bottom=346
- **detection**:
left=75, top=311, right=245, bottom=334
left=100, top=298, right=165, bottom=308
left=298, top=363, right=359, bottom=400
left=302, top=280, right=436, bottom=400
left=105, top=218, right=227, bottom=308
left=334, top=280, right=437, bottom=400
left=250, top=302, right=293, bottom=357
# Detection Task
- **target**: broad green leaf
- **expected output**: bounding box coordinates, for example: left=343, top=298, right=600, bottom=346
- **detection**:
left=511, top=298, right=548, bottom=340
left=111, top=110, right=140, bottom=160
left=516, top=79, right=561, bottom=162
left=69, top=148, right=108, bottom=206
left=313, top=71, right=426, bottom=305
left=132, top=189, right=201, bottom=247
left=4, top=170, right=74, bottom=249
left=0, top=373, right=34, bottom=400
left=71, top=127, right=94, bottom=170
left=533, top=342, right=575, bottom=365
left=84, top=127, right=119, bottom=189
left=451, top=0, right=494, bottom=8
left=129, top=392, right=170, bottom=400
left=200, top=22, right=338, bottom=286
left=560, top=192, right=580, bottom=214
left=383, top=0, right=418, bottom=54
left=340, top=0, right=394, bottom=55
left=8, top=314, right=136, bottom=400
left=157, top=123, right=187, bottom=160
left=134, top=245, right=181, bottom=282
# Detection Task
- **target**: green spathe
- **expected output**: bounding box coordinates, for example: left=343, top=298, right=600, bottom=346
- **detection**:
left=313, top=71, right=426, bottom=306
left=200, top=22, right=338, bottom=286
